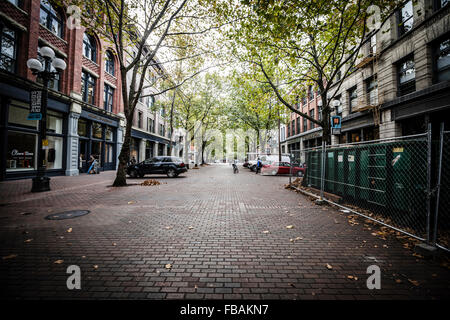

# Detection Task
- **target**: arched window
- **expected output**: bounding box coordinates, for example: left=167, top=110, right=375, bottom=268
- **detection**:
left=83, top=33, right=96, bottom=62
left=40, top=0, right=63, bottom=38
left=105, top=51, right=114, bottom=75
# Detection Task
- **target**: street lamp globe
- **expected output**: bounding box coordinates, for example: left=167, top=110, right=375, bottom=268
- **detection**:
left=332, top=99, right=341, bottom=108
left=40, top=46, right=55, bottom=60
left=52, top=58, right=67, bottom=72
left=26, top=58, right=43, bottom=73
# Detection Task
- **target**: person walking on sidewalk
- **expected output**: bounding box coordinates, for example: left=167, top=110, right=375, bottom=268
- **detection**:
left=255, top=158, right=262, bottom=174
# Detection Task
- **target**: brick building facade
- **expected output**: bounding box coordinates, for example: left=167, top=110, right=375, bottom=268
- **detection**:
left=0, top=0, right=179, bottom=180
left=284, top=86, right=323, bottom=153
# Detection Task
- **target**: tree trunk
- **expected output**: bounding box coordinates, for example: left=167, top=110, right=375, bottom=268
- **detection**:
left=184, top=127, right=190, bottom=167
left=278, top=110, right=281, bottom=161
left=168, top=91, right=176, bottom=156
left=113, top=115, right=132, bottom=186
left=320, top=92, right=332, bottom=145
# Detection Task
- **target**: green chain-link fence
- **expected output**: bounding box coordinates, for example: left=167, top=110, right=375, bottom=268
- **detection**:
left=435, top=130, right=450, bottom=251
left=290, top=133, right=433, bottom=242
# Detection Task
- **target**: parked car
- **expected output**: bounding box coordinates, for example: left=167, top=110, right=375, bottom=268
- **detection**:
left=127, top=156, right=187, bottom=178
left=261, top=161, right=306, bottom=177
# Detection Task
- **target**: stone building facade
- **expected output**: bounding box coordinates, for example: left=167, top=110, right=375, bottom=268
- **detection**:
left=328, top=0, right=450, bottom=144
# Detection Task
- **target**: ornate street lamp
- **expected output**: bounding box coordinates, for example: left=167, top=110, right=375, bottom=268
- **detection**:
left=27, top=46, right=66, bottom=192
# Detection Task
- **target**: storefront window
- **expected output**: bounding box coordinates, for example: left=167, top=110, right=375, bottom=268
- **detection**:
left=47, top=110, right=63, bottom=134
left=91, top=141, right=102, bottom=164
left=6, top=131, right=37, bottom=171
left=130, top=138, right=139, bottom=162
left=106, top=144, right=114, bottom=163
left=45, top=136, right=63, bottom=169
left=105, top=126, right=113, bottom=141
left=92, top=122, right=102, bottom=139
left=8, top=104, right=38, bottom=129
left=78, top=119, right=87, bottom=137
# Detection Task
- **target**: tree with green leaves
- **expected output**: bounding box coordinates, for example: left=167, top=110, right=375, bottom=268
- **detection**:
left=227, top=70, right=285, bottom=154
left=215, top=0, right=405, bottom=144
left=54, top=0, right=222, bottom=186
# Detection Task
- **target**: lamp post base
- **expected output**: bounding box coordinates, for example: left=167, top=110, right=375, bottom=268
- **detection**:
left=31, top=176, right=51, bottom=192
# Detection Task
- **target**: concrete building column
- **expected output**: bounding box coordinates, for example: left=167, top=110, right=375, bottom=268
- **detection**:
left=116, top=117, right=125, bottom=169
left=139, top=139, right=146, bottom=162
left=379, top=109, right=402, bottom=139
left=154, top=142, right=159, bottom=156
left=163, top=144, right=167, bottom=156
left=65, top=112, right=80, bottom=176
left=65, top=95, right=82, bottom=176
left=331, top=134, right=339, bottom=146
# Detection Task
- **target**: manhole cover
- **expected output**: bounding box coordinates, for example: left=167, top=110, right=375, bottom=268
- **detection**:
left=45, top=210, right=90, bottom=220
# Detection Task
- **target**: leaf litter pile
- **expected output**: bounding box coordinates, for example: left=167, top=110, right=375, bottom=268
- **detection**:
left=285, top=179, right=450, bottom=273
left=140, top=179, right=161, bottom=186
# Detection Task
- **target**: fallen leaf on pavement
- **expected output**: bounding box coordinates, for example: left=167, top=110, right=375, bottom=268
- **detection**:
left=112, top=243, right=117, bottom=246
left=395, top=279, right=402, bottom=284
left=286, top=225, right=294, bottom=229
left=67, top=228, right=72, bottom=233
left=290, top=236, right=303, bottom=243
left=165, top=226, right=173, bottom=230
left=93, top=265, right=98, bottom=269
left=347, top=275, right=358, bottom=280
left=165, top=264, right=172, bottom=269
left=2, top=254, right=17, bottom=260
left=24, top=239, right=33, bottom=243
left=262, top=230, right=270, bottom=234
left=408, top=279, right=420, bottom=286
left=326, top=263, right=333, bottom=270
left=188, top=226, right=194, bottom=230
left=141, top=179, right=161, bottom=186
left=127, top=201, right=135, bottom=205
left=54, top=260, right=64, bottom=264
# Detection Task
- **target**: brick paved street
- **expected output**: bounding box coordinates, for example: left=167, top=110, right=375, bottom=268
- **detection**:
left=0, top=164, right=449, bottom=300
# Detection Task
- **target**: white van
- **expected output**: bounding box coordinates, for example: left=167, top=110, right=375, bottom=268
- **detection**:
left=248, top=154, right=291, bottom=171
left=260, top=155, right=290, bottom=165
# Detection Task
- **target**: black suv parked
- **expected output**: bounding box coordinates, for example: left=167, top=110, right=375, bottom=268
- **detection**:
left=127, top=156, right=187, bottom=178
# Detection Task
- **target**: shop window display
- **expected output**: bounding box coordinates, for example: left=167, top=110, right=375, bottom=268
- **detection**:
left=6, top=131, right=37, bottom=171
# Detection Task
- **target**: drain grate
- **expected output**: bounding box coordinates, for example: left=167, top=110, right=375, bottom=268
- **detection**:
left=45, top=210, right=90, bottom=220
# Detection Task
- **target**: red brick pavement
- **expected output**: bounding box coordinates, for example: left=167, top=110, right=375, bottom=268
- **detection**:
left=0, top=164, right=449, bottom=300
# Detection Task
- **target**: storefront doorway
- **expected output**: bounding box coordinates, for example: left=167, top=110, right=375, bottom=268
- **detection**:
left=77, top=118, right=116, bottom=173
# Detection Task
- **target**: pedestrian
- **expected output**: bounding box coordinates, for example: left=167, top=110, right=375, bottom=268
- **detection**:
left=255, top=158, right=262, bottom=174
left=232, top=159, right=239, bottom=174
left=87, top=155, right=96, bottom=174
left=79, top=153, right=84, bottom=171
